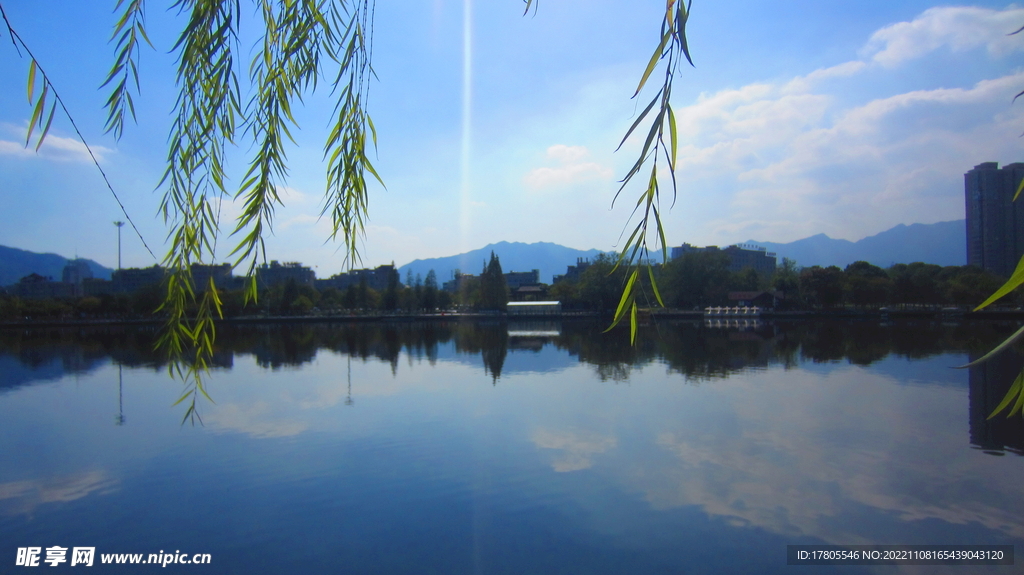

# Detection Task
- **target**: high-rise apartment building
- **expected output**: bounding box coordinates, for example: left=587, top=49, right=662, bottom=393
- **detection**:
left=965, top=162, right=1024, bottom=277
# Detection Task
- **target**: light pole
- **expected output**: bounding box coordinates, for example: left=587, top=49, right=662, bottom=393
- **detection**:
left=113, top=221, right=124, bottom=269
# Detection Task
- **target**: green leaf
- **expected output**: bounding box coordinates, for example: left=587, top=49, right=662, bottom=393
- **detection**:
left=171, top=391, right=192, bottom=407
left=616, top=90, right=661, bottom=151
left=647, top=264, right=665, bottom=307
left=973, top=254, right=1024, bottom=311
left=27, top=60, right=36, bottom=103
left=667, top=103, right=678, bottom=169
left=988, top=372, right=1023, bottom=419
left=35, top=103, right=55, bottom=152
left=633, top=30, right=670, bottom=98
left=609, top=268, right=639, bottom=330
left=677, top=0, right=694, bottom=67
left=26, top=84, right=47, bottom=147
left=653, top=204, right=668, bottom=263
left=1009, top=381, right=1024, bottom=417
left=955, top=323, right=1024, bottom=369
left=630, top=301, right=638, bottom=343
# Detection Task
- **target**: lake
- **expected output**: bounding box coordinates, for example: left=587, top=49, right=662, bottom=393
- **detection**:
left=1, top=319, right=1022, bottom=574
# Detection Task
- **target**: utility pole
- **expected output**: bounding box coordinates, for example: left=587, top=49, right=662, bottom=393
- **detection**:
left=113, top=221, right=124, bottom=269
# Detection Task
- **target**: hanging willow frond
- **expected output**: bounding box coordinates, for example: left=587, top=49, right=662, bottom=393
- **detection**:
left=152, top=0, right=379, bottom=416
left=101, top=0, right=153, bottom=140
left=321, top=0, right=382, bottom=269
left=155, top=0, right=243, bottom=394
left=230, top=0, right=331, bottom=300
left=606, top=0, right=692, bottom=342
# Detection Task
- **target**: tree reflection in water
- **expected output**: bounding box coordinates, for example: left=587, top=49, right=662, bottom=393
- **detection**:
left=3, top=319, right=1024, bottom=450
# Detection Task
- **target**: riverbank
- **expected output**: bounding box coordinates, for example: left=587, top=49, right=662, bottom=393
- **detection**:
left=3, top=306, right=1024, bottom=329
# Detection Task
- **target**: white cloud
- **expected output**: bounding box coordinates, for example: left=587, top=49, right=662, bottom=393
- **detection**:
left=782, top=61, right=866, bottom=94
left=0, top=470, right=118, bottom=516
left=0, top=133, right=112, bottom=163
left=524, top=144, right=614, bottom=190
left=532, top=427, right=617, bottom=472
left=663, top=60, right=1024, bottom=244
left=863, top=6, right=1024, bottom=67
left=546, top=144, right=590, bottom=163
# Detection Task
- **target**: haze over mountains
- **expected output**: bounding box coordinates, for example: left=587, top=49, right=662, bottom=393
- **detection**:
left=0, top=221, right=967, bottom=287
left=747, top=220, right=965, bottom=269
left=397, top=221, right=967, bottom=282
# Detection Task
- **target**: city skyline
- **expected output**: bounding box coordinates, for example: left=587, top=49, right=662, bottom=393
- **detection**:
left=1, top=2, right=1023, bottom=271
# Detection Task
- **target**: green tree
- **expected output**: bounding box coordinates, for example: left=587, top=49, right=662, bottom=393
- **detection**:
left=771, top=257, right=801, bottom=304
left=342, top=284, right=358, bottom=310
left=800, top=266, right=844, bottom=308
left=382, top=267, right=400, bottom=311
left=422, top=270, right=438, bottom=311
left=660, top=251, right=730, bottom=309
left=888, top=263, right=942, bottom=305
left=577, top=253, right=629, bottom=311
left=730, top=267, right=762, bottom=292
left=844, top=261, right=892, bottom=307
left=279, top=279, right=299, bottom=315
left=479, top=252, right=508, bottom=311
left=941, top=265, right=1003, bottom=307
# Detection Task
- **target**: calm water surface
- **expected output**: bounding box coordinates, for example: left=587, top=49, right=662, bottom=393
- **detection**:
left=1, top=320, right=1023, bottom=574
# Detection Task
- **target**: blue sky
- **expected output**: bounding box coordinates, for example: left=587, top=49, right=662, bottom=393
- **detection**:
left=1, top=1, right=1023, bottom=275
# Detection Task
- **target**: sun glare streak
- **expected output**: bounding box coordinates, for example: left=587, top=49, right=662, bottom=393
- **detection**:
left=460, top=0, right=473, bottom=255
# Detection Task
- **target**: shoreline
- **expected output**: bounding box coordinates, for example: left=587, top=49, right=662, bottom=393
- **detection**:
left=2, top=307, right=1022, bottom=329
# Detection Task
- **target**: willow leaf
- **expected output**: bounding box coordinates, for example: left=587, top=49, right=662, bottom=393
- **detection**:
left=633, top=30, right=670, bottom=97
left=35, top=103, right=55, bottom=152
left=988, top=373, right=1022, bottom=418
left=954, top=323, right=1024, bottom=368
left=974, top=254, right=1024, bottom=311
left=26, top=59, right=36, bottom=102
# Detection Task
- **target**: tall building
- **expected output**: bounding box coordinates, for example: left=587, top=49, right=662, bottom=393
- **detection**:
left=965, top=161, right=1024, bottom=277
left=552, top=258, right=592, bottom=283
left=316, top=264, right=395, bottom=292
left=504, top=270, right=540, bottom=289
left=112, top=265, right=166, bottom=293
left=968, top=350, right=1024, bottom=455
left=722, top=245, right=777, bottom=275
left=670, top=243, right=776, bottom=275
left=191, top=263, right=234, bottom=290
left=256, top=261, right=316, bottom=288
left=670, top=243, right=718, bottom=259
left=62, top=259, right=94, bottom=297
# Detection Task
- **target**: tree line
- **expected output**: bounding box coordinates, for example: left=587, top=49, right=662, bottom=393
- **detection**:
left=0, top=252, right=515, bottom=321
left=0, top=251, right=1012, bottom=321
left=550, top=252, right=1009, bottom=311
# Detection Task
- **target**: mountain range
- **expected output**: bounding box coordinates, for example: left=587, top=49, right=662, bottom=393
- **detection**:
left=0, top=245, right=112, bottom=287
left=397, top=241, right=606, bottom=285
left=746, top=220, right=965, bottom=269
left=0, top=220, right=968, bottom=288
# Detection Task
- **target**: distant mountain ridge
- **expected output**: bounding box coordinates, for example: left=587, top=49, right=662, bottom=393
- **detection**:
left=746, top=220, right=966, bottom=269
left=0, top=245, right=113, bottom=287
left=0, top=220, right=967, bottom=290
left=398, top=241, right=606, bottom=284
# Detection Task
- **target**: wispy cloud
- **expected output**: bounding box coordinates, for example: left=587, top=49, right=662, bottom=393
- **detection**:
left=0, top=124, right=112, bottom=162
left=862, top=6, right=1024, bottom=67
left=524, top=144, right=614, bottom=190
left=656, top=4, right=1024, bottom=245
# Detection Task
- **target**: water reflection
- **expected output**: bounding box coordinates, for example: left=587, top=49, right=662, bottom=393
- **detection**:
left=969, top=351, right=1024, bottom=455
left=2, top=320, right=1023, bottom=573
left=115, top=364, right=125, bottom=426
left=2, top=319, right=1021, bottom=387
